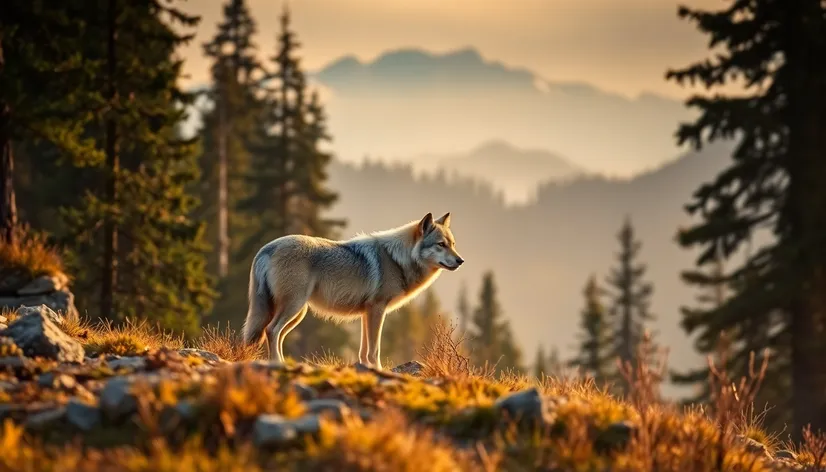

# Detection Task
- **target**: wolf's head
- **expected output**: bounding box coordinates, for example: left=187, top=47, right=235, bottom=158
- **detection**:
left=414, top=212, right=464, bottom=271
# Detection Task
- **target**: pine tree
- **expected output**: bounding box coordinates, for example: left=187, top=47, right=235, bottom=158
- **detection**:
left=237, top=6, right=350, bottom=356
left=468, top=271, right=523, bottom=373
left=604, top=218, right=655, bottom=395
left=0, top=3, right=101, bottom=244
left=60, top=0, right=215, bottom=334
left=199, top=0, right=262, bottom=280
left=569, top=275, right=612, bottom=385
left=667, top=0, right=826, bottom=437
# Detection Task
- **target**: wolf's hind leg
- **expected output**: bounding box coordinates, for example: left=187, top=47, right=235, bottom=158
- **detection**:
left=278, top=306, right=308, bottom=361
left=265, top=298, right=308, bottom=362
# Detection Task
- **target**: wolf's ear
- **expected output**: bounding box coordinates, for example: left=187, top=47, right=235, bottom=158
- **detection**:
left=417, top=213, right=434, bottom=239
left=435, top=212, right=451, bottom=227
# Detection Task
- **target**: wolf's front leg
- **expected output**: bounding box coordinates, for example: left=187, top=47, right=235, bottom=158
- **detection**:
left=365, top=303, right=387, bottom=370
left=358, top=314, right=369, bottom=365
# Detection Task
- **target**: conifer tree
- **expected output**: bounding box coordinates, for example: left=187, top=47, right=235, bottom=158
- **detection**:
left=468, top=271, right=523, bottom=373
left=237, top=7, right=350, bottom=356
left=604, top=218, right=655, bottom=394
left=667, top=0, right=826, bottom=437
left=199, top=0, right=262, bottom=280
left=569, top=275, right=612, bottom=385
left=61, top=0, right=215, bottom=334
left=0, top=3, right=101, bottom=244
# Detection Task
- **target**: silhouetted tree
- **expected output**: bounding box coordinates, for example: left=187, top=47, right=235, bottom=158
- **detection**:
left=667, top=0, right=826, bottom=438
left=604, top=218, right=656, bottom=395
left=468, top=271, right=523, bottom=373
left=569, top=274, right=612, bottom=385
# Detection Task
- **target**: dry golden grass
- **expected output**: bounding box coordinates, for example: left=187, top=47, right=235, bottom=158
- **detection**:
left=2, top=307, right=823, bottom=471
left=191, top=324, right=264, bottom=362
left=81, top=318, right=184, bottom=357
left=296, top=409, right=485, bottom=472
left=0, top=225, right=65, bottom=280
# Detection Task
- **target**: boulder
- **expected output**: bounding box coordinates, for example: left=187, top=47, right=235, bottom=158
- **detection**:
left=18, top=274, right=68, bottom=296
left=0, top=291, right=78, bottom=323
left=0, top=310, right=84, bottom=363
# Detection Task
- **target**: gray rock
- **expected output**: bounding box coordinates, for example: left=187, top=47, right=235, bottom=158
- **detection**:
left=253, top=414, right=298, bottom=447
left=1, top=310, right=84, bottom=362
left=291, top=414, right=322, bottom=435
left=249, top=360, right=288, bottom=372
left=305, top=398, right=350, bottom=421
left=353, top=362, right=373, bottom=373
left=0, top=291, right=78, bottom=324
left=392, top=361, right=426, bottom=376
left=107, top=356, right=147, bottom=370
left=15, top=304, right=64, bottom=326
left=99, top=377, right=137, bottom=421
left=178, top=348, right=223, bottom=363
left=18, top=274, right=67, bottom=296
left=65, top=399, right=101, bottom=431
left=38, top=373, right=77, bottom=390
left=25, top=407, right=66, bottom=431
left=494, top=388, right=557, bottom=428
left=291, top=382, right=317, bottom=401
left=159, top=400, right=197, bottom=432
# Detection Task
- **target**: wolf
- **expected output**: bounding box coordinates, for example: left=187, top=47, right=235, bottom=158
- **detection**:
left=241, top=212, right=464, bottom=370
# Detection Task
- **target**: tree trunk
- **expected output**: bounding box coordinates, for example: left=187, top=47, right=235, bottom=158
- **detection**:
left=0, top=39, right=17, bottom=244
left=217, top=77, right=229, bottom=278
left=100, top=0, right=119, bottom=320
left=786, top=0, right=826, bottom=442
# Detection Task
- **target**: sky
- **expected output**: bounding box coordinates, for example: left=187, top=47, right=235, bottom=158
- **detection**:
left=176, top=0, right=722, bottom=100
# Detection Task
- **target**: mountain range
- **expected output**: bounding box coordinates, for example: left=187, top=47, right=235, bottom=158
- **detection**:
left=310, top=47, right=695, bottom=182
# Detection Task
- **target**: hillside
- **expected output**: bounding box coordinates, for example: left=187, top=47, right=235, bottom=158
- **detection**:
left=325, top=140, right=736, bottom=400
left=0, top=305, right=806, bottom=471
left=409, top=140, right=586, bottom=205
left=311, top=47, right=693, bottom=178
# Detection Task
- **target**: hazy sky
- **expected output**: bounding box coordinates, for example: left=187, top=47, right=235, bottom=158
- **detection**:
left=176, top=0, right=721, bottom=100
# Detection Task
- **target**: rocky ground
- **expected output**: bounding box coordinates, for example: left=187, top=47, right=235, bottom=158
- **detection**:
left=0, top=305, right=818, bottom=471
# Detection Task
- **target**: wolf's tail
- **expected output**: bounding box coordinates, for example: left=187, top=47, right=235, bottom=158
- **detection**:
left=242, top=253, right=275, bottom=346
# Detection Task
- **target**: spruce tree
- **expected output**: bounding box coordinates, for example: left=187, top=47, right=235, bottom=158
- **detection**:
left=604, top=218, right=656, bottom=394
left=569, top=275, right=612, bottom=385
left=468, top=271, right=523, bottom=373
left=0, top=2, right=100, bottom=244
left=199, top=0, right=262, bottom=280
left=237, top=6, right=350, bottom=356
left=667, top=0, right=826, bottom=437
left=61, top=0, right=215, bottom=334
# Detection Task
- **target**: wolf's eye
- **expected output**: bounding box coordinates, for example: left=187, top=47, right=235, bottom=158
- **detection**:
left=438, top=242, right=448, bottom=248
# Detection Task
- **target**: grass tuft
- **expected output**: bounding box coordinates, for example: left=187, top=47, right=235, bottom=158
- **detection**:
left=191, top=324, right=263, bottom=362
left=0, top=225, right=65, bottom=281
left=82, top=318, right=184, bottom=357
